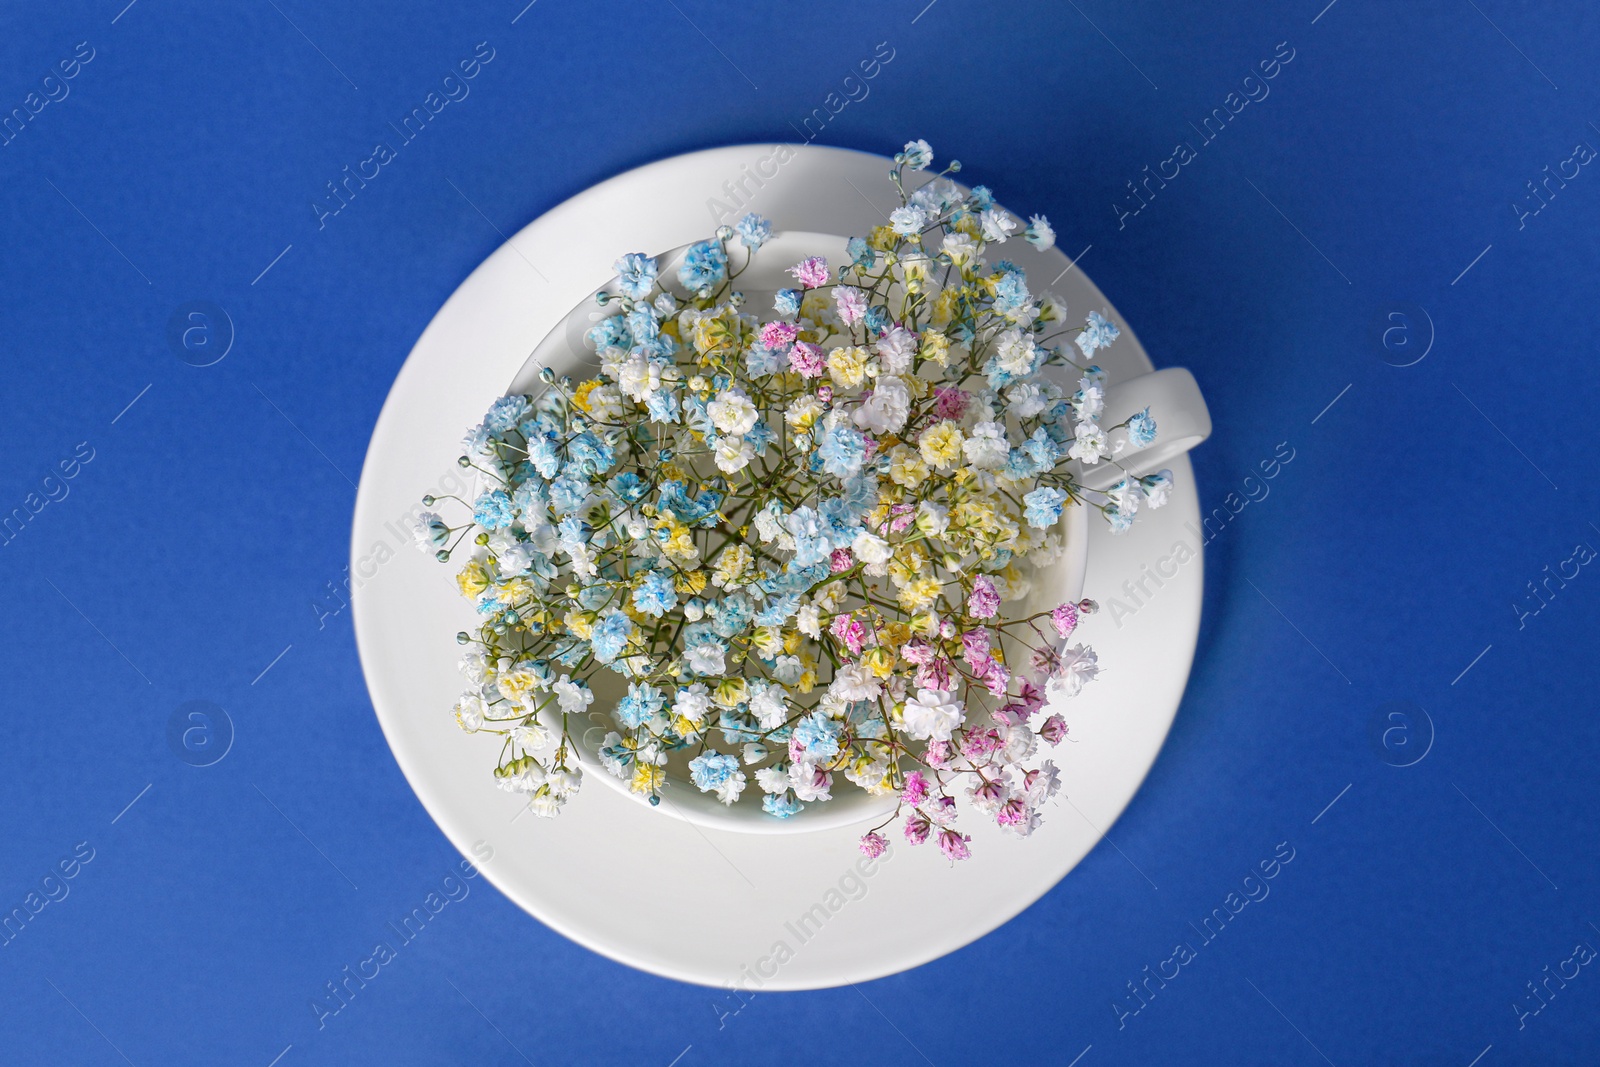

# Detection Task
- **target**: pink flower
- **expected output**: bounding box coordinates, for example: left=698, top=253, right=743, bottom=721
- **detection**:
left=789, top=341, right=826, bottom=378
left=830, top=612, right=866, bottom=655
left=830, top=548, right=855, bottom=574
left=789, top=256, right=830, bottom=288
left=761, top=320, right=798, bottom=349
left=960, top=628, right=991, bottom=669
left=835, top=285, right=867, bottom=325
left=933, top=387, right=970, bottom=421
left=815, top=384, right=833, bottom=403
left=788, top=736, right=807, bottom=762
left=858, top=831, right=889, bottom=858
left=900, top=771, right=930, bottom=805
left=996, top=797, right=1030, bottom=826
left=970, top=778, right=1006, bottom=810
left=938, top=618, right=956, bottom=639
left=982, top=659, right=1011, bottom=697
left=914, top=657, right=952, bottom=691
left=968, top=576, right=1000, bottom=619
left=1038, top=714, right=1069, bottom=744
left=888, top=503, right=916, bottom=534
left=1017, top=681, right=1045, bottom=714
left=903, top=813, right=931, bottom=845
left=925, top=740, right=952, bottom=767
left=1051, top=602, right=1079, bottom=638
left=937, top=828, right=972, bottom=862
left=961, top=728, right=1001, bottom=758
left=900, top=639, right=935, bottom=666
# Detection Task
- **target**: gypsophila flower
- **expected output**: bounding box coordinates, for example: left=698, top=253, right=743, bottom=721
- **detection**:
left=418, top=139, right=1169, bottom=855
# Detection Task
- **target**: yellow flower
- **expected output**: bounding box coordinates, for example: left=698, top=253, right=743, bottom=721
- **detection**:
left=882, top=622, right=912, bottom=649
left=930, top=288, right=961, bottom=328
left=888, top=444, right=930, bottom=489
left=897, top=576, right=944, bottom=613
left=563, top=610, right=595, bottom=639
left=828, top=345, right=870, bottom=389
left=750, top=626, right=783, bottom=656
left=691, top=305, right=743, bottom=357
left=570, top=379, right=601, bottom=413
left=867, top=224, right=897, bottom=251
left=456, top=560, right=489, bottom=598
left=675, top=569, right=708, bottom=595
left=497, top=577, right=531, bottom=604
left=919, top=330, right=950, bottom=366
left=782, top=628, right=804, bottom=654
left=713, top=544, right=753, bottom=587
left=656, top=519, right=699, bottom=564
left=630, top=764, right=665, bottom=796
left=714, top=677, right=749, bottom=708
left=861, top=647, right=895, bottom=679
left=785, top=394, right=824, bottom=430
left=800, top=289, right=832, bottom=323
left=909, top=612, right=940, bottom=638
left=919, top=421, right=965, bottom=470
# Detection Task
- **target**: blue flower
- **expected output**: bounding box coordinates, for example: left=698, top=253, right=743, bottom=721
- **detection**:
left=718, top=708, right=761, bottom=744
left=688, top=751, right=740, bottom=791
left=754, top=594, right=800, bottom=627
left=616, top=681, right=666, bottom=727
left=568, top=432, right=615, bottom=477
left=526, top=434, right=560, bottom=478
left=792, top=712, right=842, bottom=761
left=483, top=396, right=529, bottom=434
left=711, top=594, right=754, bottom=639
left=785, top=506, right=833, bottom=568
left=846, top=235, right=873, bottom=268
left=586, top=314, right=633, bottom=353
left=734, top=213, right=772, bottom=250
left=549, top=474, right=591, bottom=516
left=1076, top=310, right=1121, bottom=356
left=1022, top=427, right=1060, bottom=471
left=632, top=570, right=677, bottom=618
left=1104, top=505, right=1135, bottom=533
left=763, top=792, right=804, bottom=819
left=473, top=490, right=514, bottom=529
left=746, top=419, right=775, bottom=454
left=968, top=184, right=995, bottom=211
left=677, top=239, right=729, bottom=293
left=1023, top=486, right=1069, bottom=529
left=863, top=306, right=890, bottom=334
left=818, top=421, right=867, bottom=477
left=745, top=344, right=785, bottom=377
left=590, top=608, right=635, bottom=664
left=625, top=307, right=660, bottom=345
left=773, top=288, right=802, bottom=315
left=646, top=388, right=680, bottom=424
left=556, top=515, right=589, bottom=546
left=837, top=473, right=879, bottom=521
left=657, top=480, right=722, bottom=527
left=609, top=471, right=648, bottom=504
left=1125, top=407, right=1157, bottom=448
left=613, top=253, right=658, bottom=300
left=993, top=271, right=1030, bottom=312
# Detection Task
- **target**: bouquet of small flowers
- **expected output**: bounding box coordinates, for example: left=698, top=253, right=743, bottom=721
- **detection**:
left=414, top=140, right=1171, bottom=860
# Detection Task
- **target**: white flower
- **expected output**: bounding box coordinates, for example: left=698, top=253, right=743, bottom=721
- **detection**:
left=673, top=682, right=712, bottom=722
left=546, top=766, right=583, bottom=797
left=1073, top=376, right=1105, bottom=421
left=980, top=207, right=1017, bottom=243
left=749, top=682, right=789, bottom=729
left=999, top=721, right=1037, bottom=763
left=875, top=326, right=917, bottom=374
left=458, top=651, right=488, bottom=685
left=851, top=530, right=892, bottom=567
left=1068, top=421, right=1108, bottom=465
left=790, top=764, right=833, bottom=803
left=616, top=354, right=662, bottom=402
left=889, top=204, right=928, bottom=237
left=1142, top=471, right=1173, bottom=509
left=753, top=505, right=785, bottom=542
left=685, top=643, right=726, bottom=676
left=708, top=388, right=758, bottom=436
left=755, top=765, right=790, bottom=794
left=1106, top=478, right=1141, bottom=518
left=715, top=771, right=747, bottom=805
left=967, top=776, right=1011, bottom=815
left=942, top=232, right=979, bottom=264
left=773, top=655, right=802, bottom=684
left=1051, top=644, right=1100, bottom=697
left=511, top=721, right=550, bottom=751
left=916, top=500, right=949, bottom=536
left=497, top=540, right=534, bottom=576
left=796, top=603, right=821, bottom=639
left=995, top=329, right=1037, bottom=377
left=1027, top=760, right=1062, bottom=805
left=714, top=436, right=755, bottom=473
left=902, top=687, right=964, bottom=741
left=962, top=421, right=1010, bottom=470
left=829, top=662, right=882, bottom=702
left=553, top=675, right=593, bottom=714
left=785, top=394, right=824, bottom=428
left=529, top=792, right=562, bottom=818
left=454, top=692, right=486, bottom=732
left=1005, top=382, right=1048, bottom=419
left=852, top=376, right=912, bottom=434
left=412, top=511, right=449, bottom=549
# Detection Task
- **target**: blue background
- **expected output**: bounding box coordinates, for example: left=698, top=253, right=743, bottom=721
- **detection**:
left=2, top=0, right=1597, bottom=1063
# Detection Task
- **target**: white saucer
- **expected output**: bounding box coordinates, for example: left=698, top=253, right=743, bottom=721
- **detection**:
left=351, top=144, right=1203, bottom=990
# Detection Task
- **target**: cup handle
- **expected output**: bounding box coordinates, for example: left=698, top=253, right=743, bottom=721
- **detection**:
left=1074, top=367, right=1212, bottom=493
